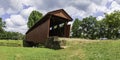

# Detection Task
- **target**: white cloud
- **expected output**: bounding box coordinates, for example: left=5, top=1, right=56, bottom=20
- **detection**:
left=9, top=0, right=34, bottom=11
left=5, top=15, right=28, bottom=34
left=9, top=0, right=23, bottom=10
left=107, top=1, right=120, bottom=14
left=88, top=3, right=107, bottom=13
left=10, top=15, right=26, bottom=26
left=20, top=7, right=37, bottom=18
left=72, top=0, right=91, bottom=11
left=0, top=8, right=5, bottom=17
left=6, top=8, right=15, bottom=14
left=115, top=0, right=120, bottom=4
left=97, top=16, right=104, bottom=20
left=5, top=25, right=28, bottom=34
left=91, top=0, right=108, bottom=6
left=5, top=19, right=14, bottom=28
left=64, top=6, right=85, bottom=19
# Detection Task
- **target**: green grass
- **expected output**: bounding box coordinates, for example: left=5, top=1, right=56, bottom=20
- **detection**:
left=0, top=39, right=120, bottom=60
left=0, top=40, right=22, bottom=47
left=0, top=40, right=22, bottom=44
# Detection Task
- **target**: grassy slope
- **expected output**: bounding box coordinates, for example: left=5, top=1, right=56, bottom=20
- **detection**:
left=0, top=39, right=120, bottom=60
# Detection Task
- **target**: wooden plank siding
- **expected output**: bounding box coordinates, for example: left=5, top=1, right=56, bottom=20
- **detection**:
left=26, top=19, right=50, bottom=44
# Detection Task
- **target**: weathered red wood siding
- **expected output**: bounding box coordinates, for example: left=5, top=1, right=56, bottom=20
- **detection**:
left=64, top=24, right=71, bottom=38
left=26, top=19, right=50, bottom=44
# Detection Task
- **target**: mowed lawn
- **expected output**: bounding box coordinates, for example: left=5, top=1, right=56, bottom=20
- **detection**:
left=0, top=39, right=120, bottom=60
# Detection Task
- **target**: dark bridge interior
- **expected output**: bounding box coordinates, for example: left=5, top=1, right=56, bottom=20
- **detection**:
left=49, top=15, right=68, bottom=37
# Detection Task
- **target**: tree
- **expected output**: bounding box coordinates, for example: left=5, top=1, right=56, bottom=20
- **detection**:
left=0, top=18, right=5, bottom=32
left=0, top=31, right=24, bottom=40
left=80, top=16, right=98, bottom=39
left=103, top=10, right=120, bottom=39
left=97, top=20, right=107, bottom=39
left=72, top=18, right=81, bottom=37
left=27, top=10, right=43, bottom=28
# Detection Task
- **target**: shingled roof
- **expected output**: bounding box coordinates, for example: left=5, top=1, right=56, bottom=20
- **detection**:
left=26, top=9, right=72, bottom=34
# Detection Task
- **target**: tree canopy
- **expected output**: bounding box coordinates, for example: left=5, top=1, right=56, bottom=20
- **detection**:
left=72, top=18, right=81, bottom=38
left=0, top=18, right=5, bottom=32
left=72, top=10, right=120, bottom=39
left=27, top=10, right=43, bottom=28
left=103, top=11, right=120, bottom=39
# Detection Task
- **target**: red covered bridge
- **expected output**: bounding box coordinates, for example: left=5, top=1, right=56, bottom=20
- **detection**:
left=24, top=9, right=72, bottom=46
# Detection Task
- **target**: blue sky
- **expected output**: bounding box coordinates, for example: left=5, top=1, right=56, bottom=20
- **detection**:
left=0, top=0, right=120, bottom=34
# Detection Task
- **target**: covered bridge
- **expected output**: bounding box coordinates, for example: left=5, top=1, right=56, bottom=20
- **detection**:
left=25, top=9, right=72, bottom=46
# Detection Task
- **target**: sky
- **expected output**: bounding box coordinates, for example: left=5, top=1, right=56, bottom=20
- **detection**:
left=0, top=0, right=120, bottom=34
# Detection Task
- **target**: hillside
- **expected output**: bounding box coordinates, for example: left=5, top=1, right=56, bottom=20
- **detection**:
left=0, top=38, right=120, bottom=60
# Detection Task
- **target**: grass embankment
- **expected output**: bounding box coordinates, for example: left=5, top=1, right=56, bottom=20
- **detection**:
left=0, top=39, right=120, bottom=60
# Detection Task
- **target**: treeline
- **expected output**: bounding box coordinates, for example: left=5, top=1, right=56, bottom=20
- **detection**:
left=0, top=31, right=24, bottom=40
left=72, top=10, right=120, bottom=39
left=0, top=18, right=24, bottom=40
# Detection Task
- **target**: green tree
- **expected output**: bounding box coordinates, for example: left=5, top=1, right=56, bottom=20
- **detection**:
left=72, top=18, right=81, bottom=38
left=0, top=18, right=5, bottom=32
left=0, top=18, right=6, bottom=39
left=97, top=20, right=107, bottom=39
left=103, top=10, right=120, bottom=39
left=27, top=10, right=43, bottom=28
left=81, top=16, right=98, bottom=39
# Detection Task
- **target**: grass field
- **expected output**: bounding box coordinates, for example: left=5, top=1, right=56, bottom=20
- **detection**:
left=0, top=38, right=120, bottom=60
left=0, top=40, right=22, bottom=47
